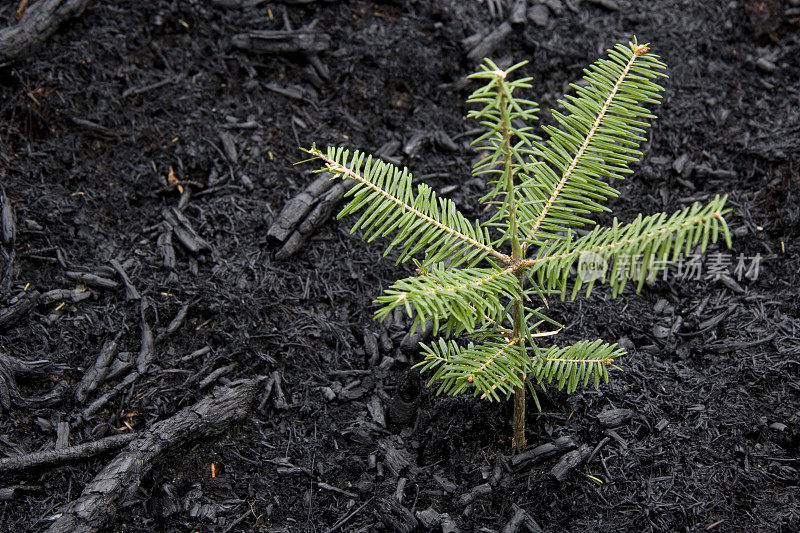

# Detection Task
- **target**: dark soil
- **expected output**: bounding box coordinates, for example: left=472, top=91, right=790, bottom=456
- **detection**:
left=1, top=1, right=799, bottom=532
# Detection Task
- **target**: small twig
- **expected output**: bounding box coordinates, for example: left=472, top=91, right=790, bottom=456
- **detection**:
left=79, top=371, right=139, bottom=422
left=122, top=73, right=185, bottom=98
left=109, top=259, right=140, bottom=300
left=324, top=497, right=373, bottom=533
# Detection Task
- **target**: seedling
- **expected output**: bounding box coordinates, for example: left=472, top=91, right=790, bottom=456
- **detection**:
left=302, top=39, right=730, bottom=450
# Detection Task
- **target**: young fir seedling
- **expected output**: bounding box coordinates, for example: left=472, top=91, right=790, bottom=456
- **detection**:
left=302, top=39, right=731, bottom=450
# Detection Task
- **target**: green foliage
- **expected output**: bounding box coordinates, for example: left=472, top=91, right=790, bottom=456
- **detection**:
left=520, top=42, right=668, bottom=249
left=312, top=147, right=500, bottom=269
left=303, top=38, right=731, bottom=408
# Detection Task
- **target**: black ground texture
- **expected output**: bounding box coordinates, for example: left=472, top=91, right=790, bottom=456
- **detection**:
left=1, top=1, right=799, bottom=532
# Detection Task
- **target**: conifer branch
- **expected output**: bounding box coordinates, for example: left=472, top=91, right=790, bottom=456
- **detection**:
left=520, top=40, right=667, bottom=251
left=415, top=337, right=528, bottom=401
left=306, top=146, right=511, bottom=266
left=531, top=340, right=623, bottom=393
left=467, top=59, right=539, bottom=248
left=523, top=196, right=730, bottom=298
left=375, top=266, right=519, bottom=334
left=523, top=48, right=640, bottom=246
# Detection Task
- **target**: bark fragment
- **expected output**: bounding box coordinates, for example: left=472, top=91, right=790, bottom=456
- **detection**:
left=109, top=259, right=140, bottom=300
left=510, top=436, right=576, bottom=470
left=65, top=272, right=118, bottom=290
left=162, top=207, right=212, bottom=254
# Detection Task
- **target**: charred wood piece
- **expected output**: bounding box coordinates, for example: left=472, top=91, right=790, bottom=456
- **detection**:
left=0, top=484, right=41, bottom=502
left=270, top=142, right=403, bottom=259
left=503, top=504, right=544, bottom=533
left=156, top=303, right=189, bottom=344
left=161, top=207, right=212, bottom=254
left=219, top=132, right=238, bottom=164
left=416, top=507, right=444, bottom=529
left=65, top=271, right=118, bottom=290
left=465, top=21, right=512, bottom=64
left=69, top=117, right=117, bottom=139
left=270, top=370, right=289, bottom=409
left=257, top=373, right=276, bottom=413
left=0, top=289, right=39, bottom=330
left=1, top=190, right=15, bottom=244
left=441, top=514, right=460, bottom=533
left=0, top=349, right=55, bottom=412
left=550, top=444, right=591, bottom=481
left=508, top=0, right=528, bottom=26
left=47, top=378, right=264, bottom=533
left=39, top=288, right=91, bottom=306
left=232, top=30, right=331, bottom=54
left=586, top=0, right=619, bottom=11
left=105, top=351, right=133, bottom=381
left=510, top=436, right=576, bottom=470
left=79, top=370, right=138, bottom=422
left=0, top=433, right=135, bottom=474
left=504, top=506, right=527, bottom=533
left=135, top=300, right=155, bottom=373
left=55, top=422, right=70, bottom=450
left=597, top=408, right=634, bottom=428
left=109, top=259, right=140, bottom=300
left=458, top=483, right=492, bottom=507
left=377, top=497, right=417, bottom=533
left=307, top=53, right=329, bottom=81
left=264, top=82, right=317, bottom=102
left=75, top=338, right=119, bottom=403
left=199, top=364, right=236, bottom=389
left=379, top=439, right=420, bottom=478
left=0, top=0, right=92, bottom=63
left=484, top=0, right=508, bottom=19
left=268, top=173, right=336, bottom=242
left=365, top=394, right=385, bottom=427
left=275, top=181, right=352, bottom=260
left=157, top=229, right=177, bottom=270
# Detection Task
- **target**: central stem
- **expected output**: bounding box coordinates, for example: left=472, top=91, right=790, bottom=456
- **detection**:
left=497, top=71, right=527, bottom=450
left=511, top=272, right=526, bottom=450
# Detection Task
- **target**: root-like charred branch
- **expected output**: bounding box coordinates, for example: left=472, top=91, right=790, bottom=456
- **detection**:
left=47, top=377, right=264, bottom=533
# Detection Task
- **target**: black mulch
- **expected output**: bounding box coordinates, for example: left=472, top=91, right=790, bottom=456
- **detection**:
left=1, top=0, right=799, bottom=531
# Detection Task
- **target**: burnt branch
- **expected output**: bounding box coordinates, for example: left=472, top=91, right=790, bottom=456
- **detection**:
left=0, top=0, right=93, bottom=63
left=47, top=377, right=265, bottom=533
left=0, top=290, right=39, bottom=330
left=0, top=434, right=135, bottom=474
